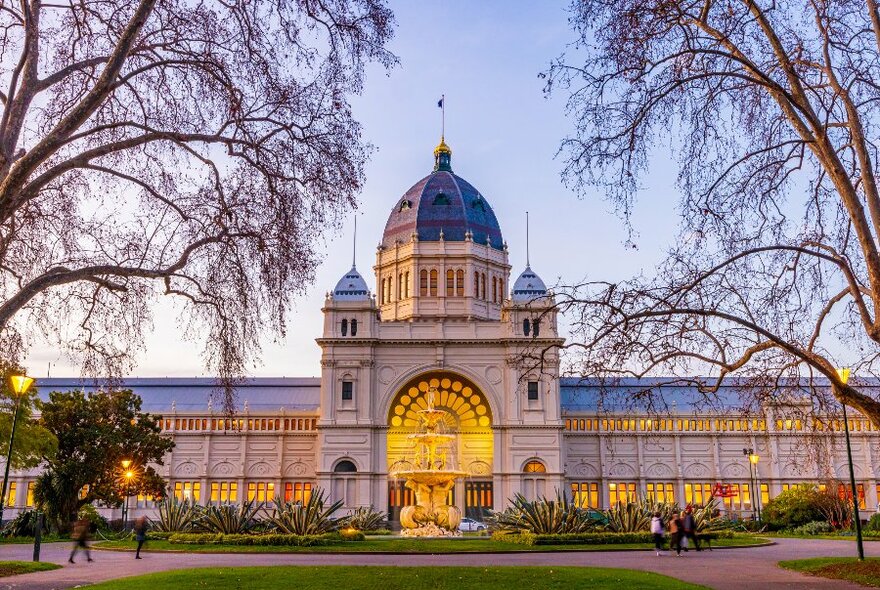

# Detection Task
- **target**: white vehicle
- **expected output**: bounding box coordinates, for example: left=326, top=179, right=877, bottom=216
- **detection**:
left=458, top=517, right=488, bottom=532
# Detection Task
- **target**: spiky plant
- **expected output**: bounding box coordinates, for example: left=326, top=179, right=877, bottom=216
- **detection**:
left=265, top=487, right=343, bottom=535
left=338, top=506, right=388, bottom=531
left=153, top=496, right=201, bottom=532
left=692, top=497, right=722, bottom=531
left=1, top=509, right=49, bottom=537
left=198, top=500, right=261, bottom=534
left=488, top=492, right=597, bottom=534
left=603, top=500, right=652, bottom=532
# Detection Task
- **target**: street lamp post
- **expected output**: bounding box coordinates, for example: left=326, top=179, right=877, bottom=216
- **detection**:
left=749, top=452, right=760, bottom=522
left=742, top=448, right=759, bottom=521
left=836, top=367, right=864, bottom=561
left=121, top=459, right=133, bottom=532
left=1, top=375, right=34, bottom=526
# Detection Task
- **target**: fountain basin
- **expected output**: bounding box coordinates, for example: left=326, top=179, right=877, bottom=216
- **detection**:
left=389, top=469, right=467, bottom=485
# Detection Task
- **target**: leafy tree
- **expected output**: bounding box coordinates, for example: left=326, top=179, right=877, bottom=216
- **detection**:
left=35, top=389, right=173, bottom=529
left=0, top=1, right=395, bottom=412
left=761, top=485, right=825, bottom=531
left=547, top=0, right=880, bottom=425
left=0, top=360, right=56, bottom=470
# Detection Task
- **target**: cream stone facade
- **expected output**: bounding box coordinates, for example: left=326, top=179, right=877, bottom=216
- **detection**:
left=4, top=140, right=880, bottom=523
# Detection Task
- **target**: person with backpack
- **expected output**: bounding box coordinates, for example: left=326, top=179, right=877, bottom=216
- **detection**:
left=669, top=512, right=684, bottom=556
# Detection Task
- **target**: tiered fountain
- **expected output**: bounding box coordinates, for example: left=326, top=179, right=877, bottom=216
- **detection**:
left=390, top=387, right=467, bottom=537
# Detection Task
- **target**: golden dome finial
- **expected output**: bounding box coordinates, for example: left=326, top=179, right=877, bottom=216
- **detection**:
left=434, top=136, right=452, bottom=157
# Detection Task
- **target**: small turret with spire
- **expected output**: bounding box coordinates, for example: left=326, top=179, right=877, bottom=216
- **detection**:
left=434, top=137, right=452, bottom=172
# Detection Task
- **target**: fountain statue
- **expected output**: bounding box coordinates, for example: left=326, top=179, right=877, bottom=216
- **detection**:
left=390, top=386, right=467, bottom=536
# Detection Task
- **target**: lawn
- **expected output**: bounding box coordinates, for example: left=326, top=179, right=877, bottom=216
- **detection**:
left=0, top=561, right=61, bottom=577
left=95, top=534, right=768, bottom=553
left=779, top=557, right=880, bottom=587
left=83, top=566, right=710, bottom=589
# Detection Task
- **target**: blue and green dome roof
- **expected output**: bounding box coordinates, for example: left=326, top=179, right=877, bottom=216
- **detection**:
left=381, top=139, right=504, bottom=250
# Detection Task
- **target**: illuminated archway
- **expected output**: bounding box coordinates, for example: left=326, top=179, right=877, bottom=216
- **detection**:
left=387, top=372, right=493, bottom=428
left=386, top=371, right=495, bottom=521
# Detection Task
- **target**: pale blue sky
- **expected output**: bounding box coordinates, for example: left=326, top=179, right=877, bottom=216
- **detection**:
left=27, top=1, right=680, bottom=378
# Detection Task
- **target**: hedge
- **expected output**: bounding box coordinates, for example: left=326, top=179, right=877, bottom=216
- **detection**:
left=492, top=530, right=734, bottom=546
left=166, top=531, right=365, bottom=546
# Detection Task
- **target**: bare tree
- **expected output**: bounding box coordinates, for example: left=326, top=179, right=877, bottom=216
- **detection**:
left=545, top=0, right=880, bottom=425
left=0, top=0, right=395, bottom=411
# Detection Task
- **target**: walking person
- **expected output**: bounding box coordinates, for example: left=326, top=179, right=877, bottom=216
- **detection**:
left=669, top=511, right=684, bottom=556
left=68, top=518, right=93, bottom=564
left=133, top=516, right=148, bottom=559
left=683, top=506, right=701, bottom=551
left=650, top=511, right=665, bottom=555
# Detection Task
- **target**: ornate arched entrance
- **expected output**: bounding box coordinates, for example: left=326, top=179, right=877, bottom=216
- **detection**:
left=386, top=372, right=494, bottom=522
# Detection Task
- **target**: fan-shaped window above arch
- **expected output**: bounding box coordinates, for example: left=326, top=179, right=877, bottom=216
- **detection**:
left=523, top=460, right=546, bottom=473
left=334, top=460, right=357, bottom=473
left=388, top=372, right=492, bottom=429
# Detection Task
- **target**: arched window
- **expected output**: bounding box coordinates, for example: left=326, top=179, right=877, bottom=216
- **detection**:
left=405, top=271, right=410, bottom=298
left=446, top=269, right=455, bottom=296
left=334, top=460, right=357, bottom=473
left=474, top=271, right=479, bottom=297
left=480, top=273, right=486, bottom=299
left=522, top=319, right=530, bottom=336
left=532, top=319, right=541, bottom=337
left=499, top=279, right=505, bottom=301
left=492, top=277, right=497, bottom=303
left=456, top=270, right=464, bottom=296
left=398, top=274, right=403, bottom=299
left=523, top=460, right=546, bottom=473
left=379, top=280, right=384, bottom=303
left=429, top=269, right=438, bottom=296
left=387, top=277, right=393, bottom=303
left=351, top=318, right=358, bottom=336
left=341, top=319, right=348, bottom=337
left=420, top=270, right=428, bottom=296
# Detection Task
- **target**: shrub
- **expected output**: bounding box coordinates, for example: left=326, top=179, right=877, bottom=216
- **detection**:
left=265, top=487, right=343, bottom=535
left=339, top=506, right=388, bottom=531
left=1, top=509, right=49, bottom=537
left=761, top=485, right=825, bottom=531
left=866, top=513, right=880, bottom=532
left=603, top=501, right=651, bottom=533
left=487, top=492, right=598, bottom=534
left=334, top=529, right=366, bottom=542
left=789, top=520, right=834, bottom=536
left=167, top=532, right=335, bottom=546
left=77, top=504, right=109, bottom=532
left=198, top=501, right=261, bottom=534
left=493, top=530, right=734, bottom=546
left=153, top=497, right=202, bottom=532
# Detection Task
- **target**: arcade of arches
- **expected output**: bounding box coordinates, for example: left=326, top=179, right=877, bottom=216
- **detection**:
left=386, top=372, right=494, bottom=520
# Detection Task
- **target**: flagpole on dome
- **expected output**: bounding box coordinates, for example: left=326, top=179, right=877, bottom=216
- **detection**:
left=352, top=215, right=357, bottom=268
left=438, top=94, right=445, bottom=139
left=526, top=211, right=530, bottom=268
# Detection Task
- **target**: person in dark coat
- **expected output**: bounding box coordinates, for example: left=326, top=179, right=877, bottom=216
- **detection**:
left=133, top=516, right=148, bottom=559
left=683, top=506, right=701, bottom=551
left=68, top=518, right=93, bottom=564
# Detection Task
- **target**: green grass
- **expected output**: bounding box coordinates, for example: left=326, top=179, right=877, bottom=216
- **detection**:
left=95, top=534, right=767, bottom=553
left=779, top=557, right=880, bottom=587
left=83, top=566, right=709, bottom=589
left=0, top=535, right=66, bottom=544
left=768, top=532, right=880, bottom=541
left=0, top=561, right=61, bottom=577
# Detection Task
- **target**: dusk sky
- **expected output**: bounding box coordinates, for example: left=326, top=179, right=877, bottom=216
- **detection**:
left=26, top=1, right=681, bottom=378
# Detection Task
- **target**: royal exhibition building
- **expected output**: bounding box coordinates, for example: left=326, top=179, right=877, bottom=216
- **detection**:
left=6, top=140, right=880, bottom=525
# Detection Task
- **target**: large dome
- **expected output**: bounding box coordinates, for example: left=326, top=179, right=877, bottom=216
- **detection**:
left=381, top=140, right=504, bottom=250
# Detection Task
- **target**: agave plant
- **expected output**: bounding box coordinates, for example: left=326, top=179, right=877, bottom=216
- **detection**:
left=153, top=496, right=202, bottom=532
left=338, top=506, right=388, bottom=531
left=198, top=500, right=261, bottom=534
left=488, top=492, right=597, bottom=534
left=691, top=497, right=722, bottom=531
left=603, top=500, right=652, bottom=532
left=265, top=487, right=343, bottom=535
left=1, top=509, right=49, bottom=537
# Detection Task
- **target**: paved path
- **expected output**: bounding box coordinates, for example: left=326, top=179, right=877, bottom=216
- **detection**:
left=0, top=538, right=875, bottom=589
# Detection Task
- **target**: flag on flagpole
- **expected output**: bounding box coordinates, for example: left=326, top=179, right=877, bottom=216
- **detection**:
left=437, top=97, right=444, bottom=108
